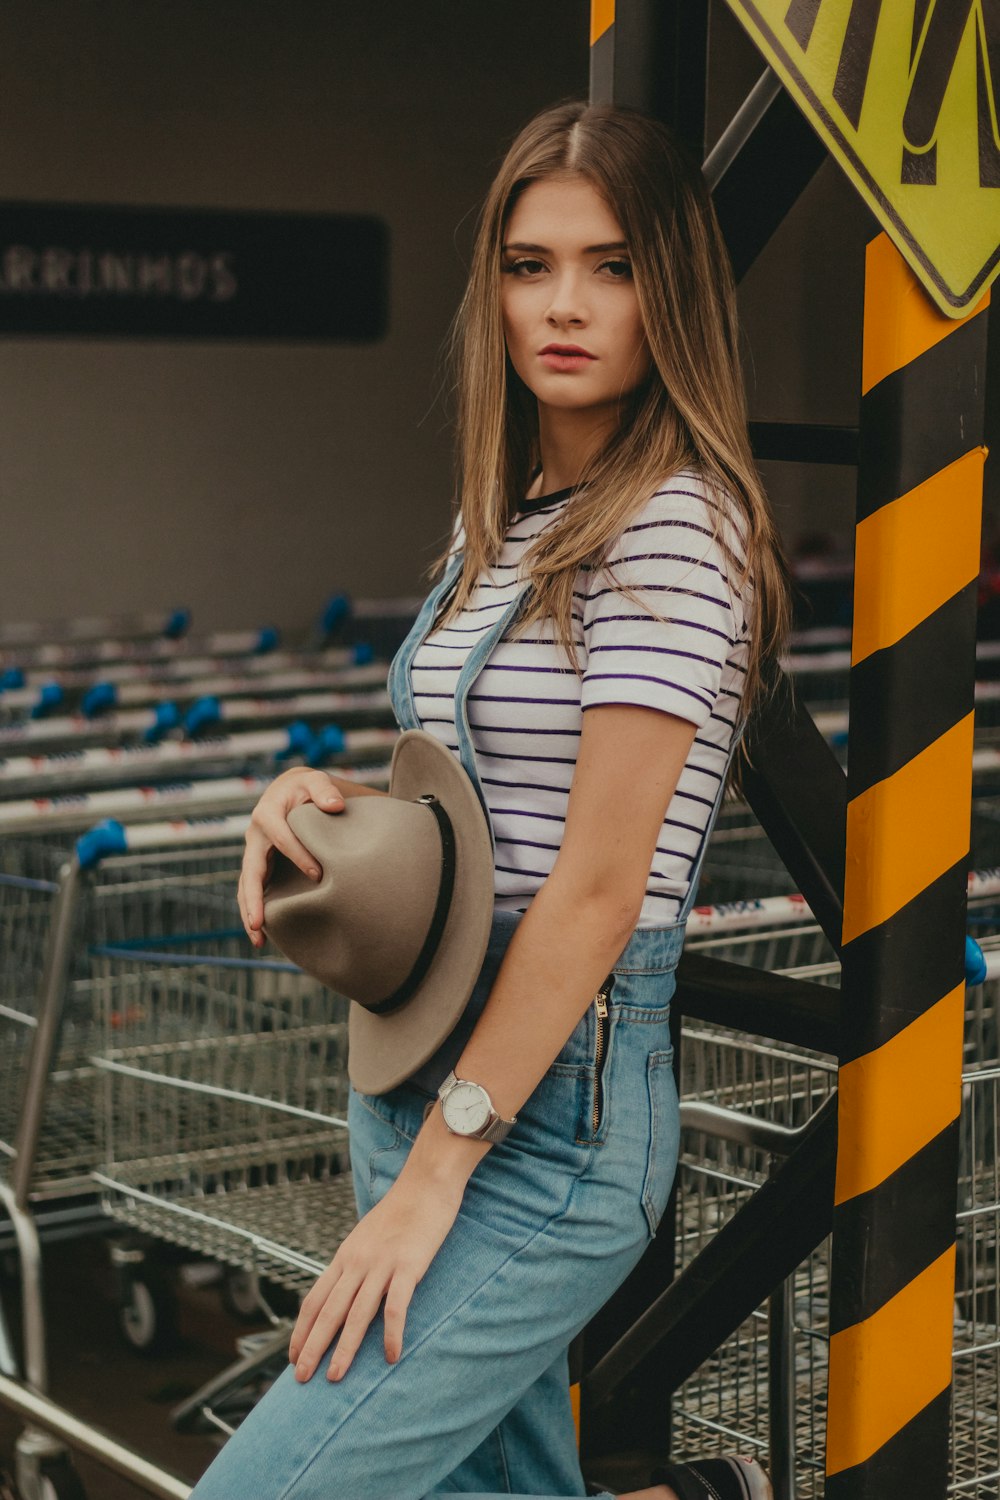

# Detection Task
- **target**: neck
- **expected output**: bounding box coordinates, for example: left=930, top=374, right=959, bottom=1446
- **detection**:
left=531, top=402, right=618, bottom=494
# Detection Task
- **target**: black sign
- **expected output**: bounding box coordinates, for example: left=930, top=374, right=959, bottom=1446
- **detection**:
left=0, top=202, right=388, bottom=340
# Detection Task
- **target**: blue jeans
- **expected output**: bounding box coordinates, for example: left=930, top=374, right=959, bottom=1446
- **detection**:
left=189, top=910, right=683, bottom=1500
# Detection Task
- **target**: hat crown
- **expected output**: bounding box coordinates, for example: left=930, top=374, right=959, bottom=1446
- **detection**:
left=265, top=797, right=445, bottom=1007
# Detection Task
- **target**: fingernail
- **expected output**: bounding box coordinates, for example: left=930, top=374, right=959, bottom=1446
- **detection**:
left=296, top=1363, right=308, bottom=1380
left=327, top=1363, right=342, bottom=1381
left=308, top=867, right=321, bottom=881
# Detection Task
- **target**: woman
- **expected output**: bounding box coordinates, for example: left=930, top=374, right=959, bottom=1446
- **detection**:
left=194, top=101, right=788, bottom=1500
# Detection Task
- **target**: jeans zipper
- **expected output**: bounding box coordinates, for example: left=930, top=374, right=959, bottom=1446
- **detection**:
left=592, top=974, right=615, bottom=1134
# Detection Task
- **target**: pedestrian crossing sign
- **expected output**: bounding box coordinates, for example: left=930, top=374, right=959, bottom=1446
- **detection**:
left=723, top=0, right=1000, bottom=316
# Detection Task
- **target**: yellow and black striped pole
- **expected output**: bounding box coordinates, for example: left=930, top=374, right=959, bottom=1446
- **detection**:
left=827, top=235, right=990, bottom=1498
left=589, top=0, right=616, bottom=104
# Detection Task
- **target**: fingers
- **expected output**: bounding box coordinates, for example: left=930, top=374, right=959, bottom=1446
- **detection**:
left=238, top=770, right=347, bottom=945
left=325, top=1276, right=390, bottom=1381
left=238, top=837, right=273, bottom=947
left=289, top=1261, right=343, bottom=1366
left=288, top=1265, right=415, bottom=1382
left=251, top=772, right=345, bottom=879
left=249, top=815, right=320, bottom=884
left=291, top=1266, right=366, bottom=1382
left=303, top=770, right=347, bottom=812
left=382, top=1272, right=416, bottom=1365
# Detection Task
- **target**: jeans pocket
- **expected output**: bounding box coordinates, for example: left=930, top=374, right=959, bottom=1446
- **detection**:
left=348, top=1086, right=411, bottom=1209
left=640, top=1049, right=680, bottom=1238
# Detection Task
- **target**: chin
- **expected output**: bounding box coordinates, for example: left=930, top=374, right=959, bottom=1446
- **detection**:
left=530, top=383, right=610, bottom=408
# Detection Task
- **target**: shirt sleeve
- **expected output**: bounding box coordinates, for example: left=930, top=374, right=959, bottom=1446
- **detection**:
left=580, top=477, right=750, bottom=728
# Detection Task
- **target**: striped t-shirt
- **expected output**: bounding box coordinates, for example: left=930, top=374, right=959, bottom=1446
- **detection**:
left=409, top=471, right=752, bottom=928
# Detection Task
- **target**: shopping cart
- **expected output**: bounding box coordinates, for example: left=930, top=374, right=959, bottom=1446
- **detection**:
left=696, top=788, right=1000, bottom=909
left=0, top=819, right=255, bottom=1256
left=0, top=607, right=192, bottom=653
left=667, top=896, right=1000, bottom=1499
left=0, top=624, right=283, bottom=678
left=81, top=887, right=361, bottom=1451
left=0, top=768, right=389, bottom=1249
left=90, top=942, right=356, bottom=1303
left=0, top=724, right=399, bottom=798
left=0, top=812, right=257, bottom=1497
left=0, top=642, right=378, bottom=705
left=0, top=658, right=393, bottom=745
left=0, top=767, right=389, bottom=1388
left=695, top=800, right=799, bottom=905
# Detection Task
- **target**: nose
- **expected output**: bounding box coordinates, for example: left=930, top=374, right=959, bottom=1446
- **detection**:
left=544, top=267, right=588, bottom=329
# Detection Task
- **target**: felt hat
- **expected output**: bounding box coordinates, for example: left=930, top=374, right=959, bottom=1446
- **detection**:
left=263, top=729, right=495, bottom=1095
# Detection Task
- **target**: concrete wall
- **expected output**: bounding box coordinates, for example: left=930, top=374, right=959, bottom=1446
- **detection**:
left=0, top=1, right=590, bottom=631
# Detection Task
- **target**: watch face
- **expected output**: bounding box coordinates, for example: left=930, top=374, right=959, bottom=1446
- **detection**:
left=443, top=1082, right=491, bottom=1136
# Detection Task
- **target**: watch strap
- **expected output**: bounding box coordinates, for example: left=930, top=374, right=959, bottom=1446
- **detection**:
left=475, top=1112, right=515, bottom=1143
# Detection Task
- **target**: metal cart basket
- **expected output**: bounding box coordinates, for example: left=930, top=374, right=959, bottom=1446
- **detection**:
left=90, top=943, right=357, bottom=1298
left=672, top=908, right=1000, bottom=1499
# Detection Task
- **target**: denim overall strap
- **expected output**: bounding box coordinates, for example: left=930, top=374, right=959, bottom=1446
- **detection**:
left=449, top=582, right=536, bottom=856
left=386, top=552, right=534, bottom=856
left=387, top=552, right=465, bottom=733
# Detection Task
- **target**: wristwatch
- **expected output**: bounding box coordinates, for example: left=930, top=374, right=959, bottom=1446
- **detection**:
left=437, top=1071, right=517, bottom=1143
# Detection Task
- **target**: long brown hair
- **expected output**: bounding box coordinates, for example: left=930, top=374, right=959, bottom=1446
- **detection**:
left=432, top=100, right=789, bottom=717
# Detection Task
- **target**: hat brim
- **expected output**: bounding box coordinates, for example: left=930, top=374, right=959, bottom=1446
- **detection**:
left=347, top=729, right=495, bottom=1095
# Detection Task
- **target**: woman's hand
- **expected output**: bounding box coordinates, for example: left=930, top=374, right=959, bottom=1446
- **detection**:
left=288, top=1169, right=465, bottom=1381
left=238, top=767, right=346, bottom=948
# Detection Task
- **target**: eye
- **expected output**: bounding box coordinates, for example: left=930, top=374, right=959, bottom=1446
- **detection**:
left=600, top=258, right=633, bottom=279
left=501, top=257, right=546, bottom=276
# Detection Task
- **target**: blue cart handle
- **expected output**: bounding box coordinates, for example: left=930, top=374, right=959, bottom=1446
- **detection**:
left=965, top=935, right=988, bottom=987
left=143, top=702, right=180, bottom=743
left=163, top=608, right=191, bottom=640
left=31, top=682, right=64, bottom=719
left=320, top=593, right=352, bottom=639
left=185, top=696, right=222, bottom=737
left=76, top=818, right=128, bottom=869
left=82, top=682, right=117, bottom=718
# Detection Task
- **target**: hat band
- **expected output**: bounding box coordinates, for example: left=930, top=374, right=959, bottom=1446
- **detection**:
left=364, top=795, right=456, bottom=1017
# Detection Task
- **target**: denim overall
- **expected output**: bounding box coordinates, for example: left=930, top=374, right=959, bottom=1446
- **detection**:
left=191, top=554, right=737, bottom=1500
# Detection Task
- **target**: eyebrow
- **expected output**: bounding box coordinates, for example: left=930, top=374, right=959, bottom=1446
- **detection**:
left=501, top=241, right=629, bottom=254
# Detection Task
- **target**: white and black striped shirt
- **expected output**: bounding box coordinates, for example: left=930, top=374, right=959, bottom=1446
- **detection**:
left=410, top=472, right=752, bottom=927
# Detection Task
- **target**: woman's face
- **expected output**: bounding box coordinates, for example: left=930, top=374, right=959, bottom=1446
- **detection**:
left=500, top=173, right=652, bottom=423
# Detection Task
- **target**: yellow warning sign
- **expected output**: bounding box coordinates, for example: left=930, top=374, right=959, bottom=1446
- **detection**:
left=723, top=0, right=1000, bottom=316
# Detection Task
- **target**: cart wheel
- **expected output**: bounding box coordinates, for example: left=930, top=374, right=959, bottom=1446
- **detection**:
left=36, top=1455, right=88, bottom=1500
left=118, top=1267, right=178, bottom=1357
left=221, top=1268, right=262, bottom=1323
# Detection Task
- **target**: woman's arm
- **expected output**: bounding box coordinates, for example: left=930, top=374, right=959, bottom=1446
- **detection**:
left=289, top=701, right=698, bottom=1381
left=406, top=700, right=697, bottom=1173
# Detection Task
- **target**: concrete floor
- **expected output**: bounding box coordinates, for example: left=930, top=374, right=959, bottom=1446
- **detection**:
left=0, top=1235, right=260, bottom=1498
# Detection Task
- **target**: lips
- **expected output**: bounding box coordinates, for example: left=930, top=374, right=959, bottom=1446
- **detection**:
left=538, top=345, right=598, bottom=373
